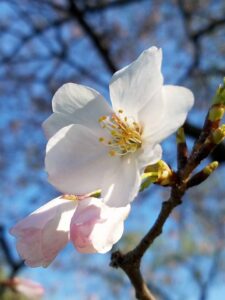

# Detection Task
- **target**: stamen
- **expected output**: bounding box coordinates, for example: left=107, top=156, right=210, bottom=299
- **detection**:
left=61, top=194, right=78, bottom=201
left=109, top=150, right=116, bottom=157
left=98, top=113, right=143, bottom=156
left=98, top=116, right=107, bottom=123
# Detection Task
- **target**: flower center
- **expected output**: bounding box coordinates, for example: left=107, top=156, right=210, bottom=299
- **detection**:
left=98, top=110, right=143, bottom=156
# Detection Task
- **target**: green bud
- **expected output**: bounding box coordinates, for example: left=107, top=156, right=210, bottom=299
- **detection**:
left=208, top=106, right=225, bottom=122
left=176, top=127, right=186, bottom=144
left=188, top=161, right=219, bottom=188
left=203, top=161, right=219, bottom=175
left=88, top=189, right=101, bottom=198
left=140, top=176, right=155, bottom=192
left=144, top=160, right=174, bottom=186
left=212, top=78, right=225, bottom=105
left=211, top=125, right=225, bottom=144
left=140, top=171, right=158, bottom=192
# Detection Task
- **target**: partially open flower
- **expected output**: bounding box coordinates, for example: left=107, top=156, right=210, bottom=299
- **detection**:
left=43, top=46, right=194, bottom=207
left=10, top=197, right=130, bottom=267
left=0, top=277, right=44, bottom=300
left=13, top=277, right=44, bottom=300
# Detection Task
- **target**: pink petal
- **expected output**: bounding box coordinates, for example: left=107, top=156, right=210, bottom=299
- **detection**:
left=14, top=277, right=44, bottom=300
left=70, top=198, right=130, bottom=253
left=10, top=197, right=77, bottom=267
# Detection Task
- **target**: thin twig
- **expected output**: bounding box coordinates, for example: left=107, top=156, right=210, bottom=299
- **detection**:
left=0, top=226, right=24, bottom=278
left=110, top=95, right=224, bottom=299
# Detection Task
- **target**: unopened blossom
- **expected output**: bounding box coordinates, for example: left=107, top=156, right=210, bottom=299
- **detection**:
left=10, top=196, right=130, bottom=267
left=43, top=46, right=194, bottom=207
left=0, top=277, right=44, bottom=300
left=12, top=277, right=44, bottom=300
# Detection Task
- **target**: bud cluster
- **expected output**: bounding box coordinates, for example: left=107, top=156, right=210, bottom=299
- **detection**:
left=184, top=79, right=225, bottom=187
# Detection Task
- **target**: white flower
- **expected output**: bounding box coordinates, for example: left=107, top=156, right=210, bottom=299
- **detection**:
left=10, top=196, right=130, bottom=267
left=43, top=46, right=194, bottom=207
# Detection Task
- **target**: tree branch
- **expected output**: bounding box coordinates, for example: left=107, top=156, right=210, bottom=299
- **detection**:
left=0, top=226, right=24, bottom=278
left=110, top=97, right=224, bottom=299
left=111, top=184, right=183, bottom=300
left=68, top=0, right=117, bottom=73
left=192, top=17, right=225, bottom=41
left=85, top=0, right=147, bottom=12
left=0, top=15, right=70, bottom=64
left=184, top=121, right=225, bottom=162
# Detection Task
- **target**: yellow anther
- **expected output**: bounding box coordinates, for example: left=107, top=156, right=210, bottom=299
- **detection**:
left=109, top=150, right=116, bottom=157
left=99, top=137, right=104, bottom=142
left=98, top=112, right=142, bottom=156
left=118, top=109, right=123, bottom=113
left=98, top=116, right=107, bottom=122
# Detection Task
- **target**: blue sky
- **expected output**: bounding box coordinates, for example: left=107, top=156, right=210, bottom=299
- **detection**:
left=1, top=1, right=225, bottom=299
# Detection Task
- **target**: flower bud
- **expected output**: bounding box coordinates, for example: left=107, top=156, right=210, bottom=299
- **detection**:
left=13, top=278, right=44, bottom=300
left=176, top=127, right=186, bottom=144
left=212, top=78, right=225, bottom=105
left=211, top=125, right=225, bottom=144
left=208, top=105, right=225, bottom=122
left=176, top=127, right=188, bottom=169
left=143, top=160, right=175, bottom=189
left=187, top=161, right=219, bottom=188
left=0, top=278, right=44, bottom=300
left=203, top=161, right=219, bottom=175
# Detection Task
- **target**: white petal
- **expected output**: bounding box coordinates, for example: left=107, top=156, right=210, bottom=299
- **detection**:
left=110, top=47, right=163, bottom=117
left=45, top=124, right=118, bottom=195
left=137, top=143, right=162, bottom=170
left=43, top=97, right=112, bottom=139
left=102, top=156, right=141, bottom=207
left=10, top=197, right=77, bottom=267
left=145, top=85, right=194, bottom=143
left=70, top=197, right=130, bottom=253
left=137, top=87, right=165, bottom=136
left=91, top=203, right=130, bottom=253
left=52, top=83, right=106, bottom=113
left=45, top=124, right=141, bottom=207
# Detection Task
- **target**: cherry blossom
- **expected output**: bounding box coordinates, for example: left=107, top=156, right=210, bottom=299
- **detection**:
left=10, top=196, right=130, bottom=267
left=44, top=46, right=194, bottom=207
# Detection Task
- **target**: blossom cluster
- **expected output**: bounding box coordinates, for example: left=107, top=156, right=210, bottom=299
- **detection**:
left=11, top=47, right=194, bottom=267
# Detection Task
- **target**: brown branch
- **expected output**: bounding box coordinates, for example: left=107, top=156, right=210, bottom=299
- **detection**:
left=110, top=97, right=224, bottom=299
left=111, top=183, right=184, bottom=300
left=111, top=252, right=156, bottom=300
left=40, top=0, right=147, bottom=14
left=192, top=18, right=225, bottom=41
left=68, top=0, right=117, bottom=73
left=84, top=0, right=147, bottom=12
left=0, top=17, right=70, bottom=64
left=199, top=250, right=220, bottom=300
left=184, top=121, right=225, bottom=163
left=0, top=226, right=24, bottom=278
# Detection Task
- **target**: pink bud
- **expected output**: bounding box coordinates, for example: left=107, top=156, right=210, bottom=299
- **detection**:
left=13, top=277, right=44, bottom=300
